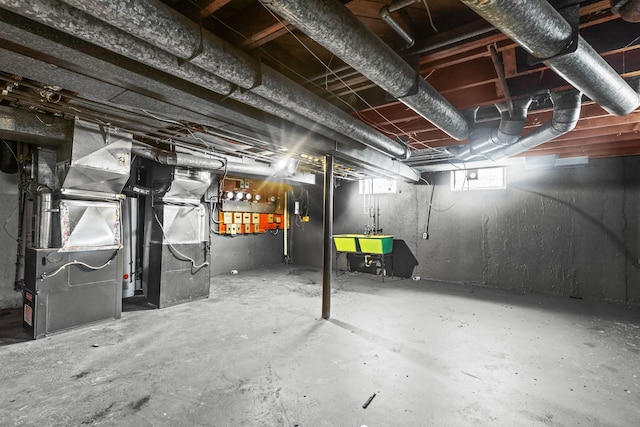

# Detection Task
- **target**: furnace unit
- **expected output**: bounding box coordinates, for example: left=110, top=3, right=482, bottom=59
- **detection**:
left=21, top=119, right=131, bottom=338
left=143, top=165, right=211, bottom=308
left=23, top=248, right=122, bottom=339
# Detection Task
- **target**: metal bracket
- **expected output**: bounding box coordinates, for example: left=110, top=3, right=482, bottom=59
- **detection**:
left=98, top=124, right=108, bottom=145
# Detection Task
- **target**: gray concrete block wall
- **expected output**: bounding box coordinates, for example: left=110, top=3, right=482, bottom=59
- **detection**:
left=288, top=184, right=325, bottom=268
left=2, top=156, right=638, bottom=308
left=209, top=231, right=285, bottom=276
left=292, top=157, right=640, bottom=304
left=481, top=164, right=628, bottom=300
left=622, top=156, right=640, bottom=303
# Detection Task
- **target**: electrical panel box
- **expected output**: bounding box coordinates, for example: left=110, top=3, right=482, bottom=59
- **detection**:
left=218, top=211, right=287, bottom=234
left=216, top=176, right=291, bottom=235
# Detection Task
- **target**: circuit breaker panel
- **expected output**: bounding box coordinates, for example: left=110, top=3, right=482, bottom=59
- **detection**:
left=216, top=176, right=290, bottom=235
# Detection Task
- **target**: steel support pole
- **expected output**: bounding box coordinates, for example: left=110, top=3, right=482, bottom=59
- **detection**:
left=321, top=154, right=334, bottom=320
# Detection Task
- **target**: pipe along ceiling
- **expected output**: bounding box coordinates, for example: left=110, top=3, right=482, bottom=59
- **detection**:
left=262, top=0, right=640, bottom=165
left=1, top=0, right=639, bottom=179
left=0, top=0, right=419, bottom=181
left=55, top=0, right=411, bottom=160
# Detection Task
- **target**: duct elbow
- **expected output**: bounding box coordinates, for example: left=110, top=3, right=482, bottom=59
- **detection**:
left=486, top=90, right=582, bottom=161
left=450, top=97, right=532, bottom=161
left=549, top=90, right=582, bottom=134
left=551, top=119, right=579, bottom=135
left=494, top=99, right=532, bottom=144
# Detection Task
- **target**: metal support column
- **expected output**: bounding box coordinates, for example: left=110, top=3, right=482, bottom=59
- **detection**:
left=321, top=154, right=334, bottom=320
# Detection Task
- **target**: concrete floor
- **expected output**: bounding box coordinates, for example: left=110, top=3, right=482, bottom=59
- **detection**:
left=1, top=265, right=639, bottom=426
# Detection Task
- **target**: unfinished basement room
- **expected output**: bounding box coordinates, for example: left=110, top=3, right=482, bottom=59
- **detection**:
left=1, top=0, right=640, bottom=425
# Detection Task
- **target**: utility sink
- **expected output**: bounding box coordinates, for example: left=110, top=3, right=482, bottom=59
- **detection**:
left=332, top=234, right=362, bottom=252
left=332, top=234, right=394, bottom=254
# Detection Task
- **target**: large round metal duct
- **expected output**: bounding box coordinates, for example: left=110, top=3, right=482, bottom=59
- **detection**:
left=55, top=0, right=410, bottom=159
left=611, top=0, right=640, bottom=23
left=261, top=0, right=471, bottom=141
left=461, top=0, right=640, bottom=116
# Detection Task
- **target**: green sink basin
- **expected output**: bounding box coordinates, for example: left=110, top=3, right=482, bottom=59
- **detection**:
left=332, top=234, right=394, bottom=254
left=332, top=234, right=361, bottom=252
left=357, top=235, right=394, bottom=254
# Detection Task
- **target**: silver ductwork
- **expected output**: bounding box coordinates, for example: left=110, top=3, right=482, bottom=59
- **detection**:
left=50, top=0, right=409, bottom=159
left=55, top=119, right=133, bottom=252
left=261, top=0, right=471, bottom=141
left=486, top=91, right=582, bottom=161
left=449, top=0, right=637, bottom=163
left=155, top=168, right=211, bottom=245
left=59, top=119, right=132, bottom=196
left=132, top=145, right=316, bottom=184
left=59, top=199, right=122, bottom=252
left=0, top=0, right=372, bottom=156
left=461, top=0, right=640, bottom=116
left=3, top=0, right=633, bottom=171
left=152, top=150, right=226, bottom=171
left=34, top=191, right=53, bottom=249
left=611, top=0, right=640, bottom=23
left=450, top=97, right=532, bottom=161
left=0, top=2, right=420, bottom=180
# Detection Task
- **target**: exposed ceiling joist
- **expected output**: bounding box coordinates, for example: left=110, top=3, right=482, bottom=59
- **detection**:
left=0, top=0, right=638, bottom=177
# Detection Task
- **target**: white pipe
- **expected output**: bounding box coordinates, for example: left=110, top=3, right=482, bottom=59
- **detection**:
left=283, top=190, right=288, bottom=259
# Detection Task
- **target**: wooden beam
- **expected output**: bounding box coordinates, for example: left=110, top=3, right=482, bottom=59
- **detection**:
left=529, top=131, right=640, bottom=152
left=238, top=22, right=294, bottom=50
left=502, top=47, right=518, bottom=78
left=199, top=0, right=232, bottom=17
left=526, top=139, right=640, bottom=159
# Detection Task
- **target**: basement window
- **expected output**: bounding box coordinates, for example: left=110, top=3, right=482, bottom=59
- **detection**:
left=450, top=167, right=506, bottom=191
left=359, top=178, right=397, bottom=194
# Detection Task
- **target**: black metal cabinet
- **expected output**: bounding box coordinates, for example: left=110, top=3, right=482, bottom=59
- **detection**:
left=22, top=248, right=122, bottom=339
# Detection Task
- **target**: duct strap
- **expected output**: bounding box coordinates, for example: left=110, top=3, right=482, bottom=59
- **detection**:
left=528, top=4, right=580, bottom=65
left=178, top=20, right=204, bottom=66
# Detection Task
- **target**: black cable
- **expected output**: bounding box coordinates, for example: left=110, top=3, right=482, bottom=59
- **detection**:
left=425, top=184, right=435, bottom=240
